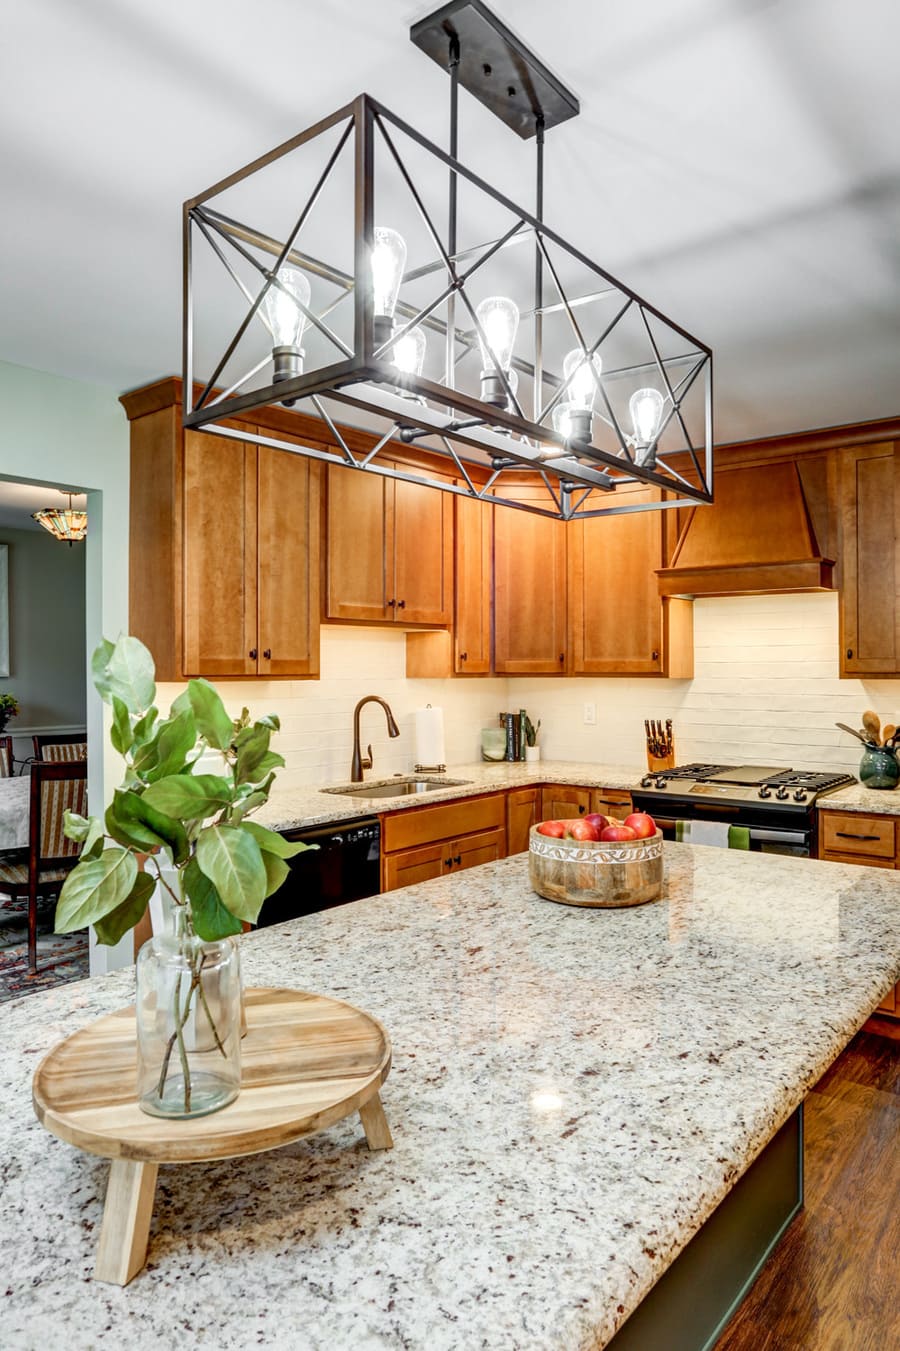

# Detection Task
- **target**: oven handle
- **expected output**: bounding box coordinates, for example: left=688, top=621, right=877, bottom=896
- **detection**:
left=652, top=816, right=808, bottom=847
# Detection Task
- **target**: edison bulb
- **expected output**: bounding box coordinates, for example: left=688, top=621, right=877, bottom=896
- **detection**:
left=552, top=401, right=576, bottom=440
left=392, top=326, right=426, bottom=378
left=629, top=387, right=664, bottom=447
left=372, top=227, right=407, bottom=319
left=261, top=266, right=311, bottom=349
left=475, top=296, right=519, bottom=373
left=563, top=348, right=602, bottom=414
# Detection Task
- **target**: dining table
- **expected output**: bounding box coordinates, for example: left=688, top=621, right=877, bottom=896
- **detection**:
left=0, top=775, right=31, bottom=851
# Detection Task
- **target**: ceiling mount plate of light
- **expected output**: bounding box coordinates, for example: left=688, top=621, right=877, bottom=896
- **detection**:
left=182, top=0, right=713, bottom=520
left=32, top=490, right=87, bottom=544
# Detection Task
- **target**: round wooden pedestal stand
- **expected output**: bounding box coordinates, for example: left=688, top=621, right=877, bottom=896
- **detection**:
left=32, top=987, right=393, bottom=1285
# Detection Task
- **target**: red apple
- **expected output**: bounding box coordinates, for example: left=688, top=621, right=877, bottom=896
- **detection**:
left=623, top=812, right=656, bottom=839
left=583, top=813, right=612, bottom=833
left=565, top=819, right=601, bottom=842
left=600, top=824, right=638, bottom=842
left=537, top=820, right=566, bottom=838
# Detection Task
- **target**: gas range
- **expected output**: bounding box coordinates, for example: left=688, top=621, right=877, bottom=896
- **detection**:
left=631, top=763, right=856, bottom=855
left=636, top=763, right=855, bottom=808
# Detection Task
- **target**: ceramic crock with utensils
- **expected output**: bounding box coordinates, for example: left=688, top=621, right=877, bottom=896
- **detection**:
left=837, top=710, right=900, bottom=789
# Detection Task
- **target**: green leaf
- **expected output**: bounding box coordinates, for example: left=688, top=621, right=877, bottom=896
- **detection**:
left=136, top=709, right=197, bottom=784
left=55, top=849, right=138, bottom=933
left=132, top=705, right=158, bottom=746
left=142, top=774, right=234, bottom=821
left=183, top=856, right=242, bottom=941
left=90, top=638, right=115, bottom=700
left=103, top=635, right=156, bottom=714
left=93, top=871, right=155, bottom=945
left=241, top=820, right=312, bottom=860
left=260, top=851, right=290, bottom=900
left=256, top=713, right=280, bottom=732
left=110, top=696, right=134, bottom=756
left=195, top=824, right=266, bottom=923
left=105, top=790, right=190, bottom=865
left=64, top=810, right=105, bottom=860
left=187, top=679, right=235, bottom=751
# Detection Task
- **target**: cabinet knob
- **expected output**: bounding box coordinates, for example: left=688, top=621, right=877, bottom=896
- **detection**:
left=397, top=599, right=406, bottom=609
left=445, top=856, right=454, bottom=868
left=846, top=649, right=853, bottom=659
left=387, top=598, right=396, bottom=608
left=249, top=648, right=257, bottom=660
left=453, top=854, right=461, bottom=865
left=651, top=650, right=659, bottom=661
left=263, top=649, right=271, bottom=660
left=558, top=652, right=565, bottom=664
left=460, top=651, right=468, bottom=662
left=579, top=804, right=585, bottom=814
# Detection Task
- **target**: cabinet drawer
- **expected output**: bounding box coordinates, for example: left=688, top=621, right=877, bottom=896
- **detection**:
left=382, top=793, right=506, bottom=853
left=592, top=791, right=632, bottom=818
left=820, top=812, right=896, bottom=860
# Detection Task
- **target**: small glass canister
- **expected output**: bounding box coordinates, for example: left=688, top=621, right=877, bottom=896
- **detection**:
left=859, top=745, right=900, bottom=790
left=135, top=906, right=242, bottom=1119
left=481, top=727, right=507, bottom=761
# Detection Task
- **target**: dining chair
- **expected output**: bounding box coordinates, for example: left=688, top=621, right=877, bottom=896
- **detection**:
left=0, top=735, right=13, bottom=777
left=0, top=760, right=87, bottom=975
left=32, top=732, right=88, bottom=762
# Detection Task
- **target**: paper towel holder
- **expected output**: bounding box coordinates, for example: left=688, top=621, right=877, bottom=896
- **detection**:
left=415, top=702, right=445, bottom=774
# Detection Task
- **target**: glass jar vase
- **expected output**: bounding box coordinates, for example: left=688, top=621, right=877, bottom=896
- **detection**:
left=135, top=906, right=242, bottom=1119
left=859, top=746, right=900, bottom=791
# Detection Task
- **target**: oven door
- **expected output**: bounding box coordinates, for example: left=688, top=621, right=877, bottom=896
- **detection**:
left=633, top=798, right=812, bottom=857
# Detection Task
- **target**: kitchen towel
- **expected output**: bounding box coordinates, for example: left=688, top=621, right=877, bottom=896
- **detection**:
left=414, top=705, right=445, bottom=769
left=675, top=820, right=750, bottom=850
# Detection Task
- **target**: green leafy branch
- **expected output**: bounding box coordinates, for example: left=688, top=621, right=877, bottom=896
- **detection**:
left=56, top=635, right=311, bottom=945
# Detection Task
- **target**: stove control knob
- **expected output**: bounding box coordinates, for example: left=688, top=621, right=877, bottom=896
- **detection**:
left=640, top=775, right=655, bottom=788
left=775, top=786, right=790, bottom=800
left=657, top=778, right=668, bottom=789
left=793, top=789, right=808, bottom=802
left=758, top=785, right=772, bottom=798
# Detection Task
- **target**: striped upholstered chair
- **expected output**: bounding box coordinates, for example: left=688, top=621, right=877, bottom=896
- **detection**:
left=0, top=735, right=13, bottom=777
left=32, top=732, right=88, bottom=763
left=0, top=760, right=87, bottom=975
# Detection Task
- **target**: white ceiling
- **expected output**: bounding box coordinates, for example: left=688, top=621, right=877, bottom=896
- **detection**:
left=1, top=0, right=898, bottom=446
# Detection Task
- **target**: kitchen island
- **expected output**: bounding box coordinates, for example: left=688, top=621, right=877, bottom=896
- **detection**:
left=2, top=845, right=898, bottom=1349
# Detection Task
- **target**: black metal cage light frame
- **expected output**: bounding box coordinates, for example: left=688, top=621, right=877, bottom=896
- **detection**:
left=183, top=1, right=713, bottom=521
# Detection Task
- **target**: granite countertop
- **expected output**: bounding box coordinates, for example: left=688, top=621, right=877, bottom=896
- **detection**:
left=3, top=845, right=899, bottom=1349
left=254, top=759, right=641, bottom=833
left=818, top=781, right=900, bottom=815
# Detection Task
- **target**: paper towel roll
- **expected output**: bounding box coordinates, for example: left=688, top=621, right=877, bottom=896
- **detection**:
left=414, top=705, right=445, bottom=769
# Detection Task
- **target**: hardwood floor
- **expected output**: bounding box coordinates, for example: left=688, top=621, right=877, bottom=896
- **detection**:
left=715, top=1017, right=900, bottom=1351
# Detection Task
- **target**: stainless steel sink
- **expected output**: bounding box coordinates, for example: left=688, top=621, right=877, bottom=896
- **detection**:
left=320, top=776, right=473, bottom=800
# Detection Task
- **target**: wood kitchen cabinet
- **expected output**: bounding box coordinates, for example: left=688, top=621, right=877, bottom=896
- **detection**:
left=494, top=485, right=568, bottom=675
left=568, top=487, right=693, bottom=677
left=818, top=807, right=899, bottom=1015
left=325, top=463, right=453, bottom=626
left=540, top=786, right=633, bottom=822
left=123, top=386, right=321, bottom=681
left=405, top=490, right=493, bottom=678
left=838, top=443, right=900, bottom=676
left=507, top=787, right=539, bottom=854
left=380, top=793, right=506, bottom=892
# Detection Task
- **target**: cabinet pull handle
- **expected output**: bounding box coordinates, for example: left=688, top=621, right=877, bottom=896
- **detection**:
left=397, top=599, right=406, bottom=609
left=651, top=649, right=659, bottom=661
left=387, top=598, right=396, bottom=608
left=263, top=649, right=271, bottom=660
left=835, top=831, right=881, bottom=841
left=453, top=854, right=461, bottom=865
left=249, top=648, right=257, bottom=660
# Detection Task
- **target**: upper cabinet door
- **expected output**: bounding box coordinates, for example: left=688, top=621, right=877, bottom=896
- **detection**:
left=183, top=431, right=258, bottom=677
left=840, top=443, right=900, bottom=675
left=494, top=488, right=567, bottom=674
left=392, top=476, right=453, bottom=625
left=257, top=448, right=321, bottom=677
left=568, top=487, right=664, bottom=674
left=325, top=465, right=390, bottom=622
left=454, top=494, right=492, bottom=673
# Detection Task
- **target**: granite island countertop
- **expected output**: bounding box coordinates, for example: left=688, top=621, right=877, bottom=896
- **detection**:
left=818, top=780, right=900, bottom=816
left=3, top=844, right=899, bottom=1349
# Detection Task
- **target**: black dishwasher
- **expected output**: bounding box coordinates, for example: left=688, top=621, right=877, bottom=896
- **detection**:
left=255, top=817, right=381, bottom=926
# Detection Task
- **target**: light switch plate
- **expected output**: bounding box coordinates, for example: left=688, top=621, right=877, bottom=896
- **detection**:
left=583, top=702, right=596, bottom=725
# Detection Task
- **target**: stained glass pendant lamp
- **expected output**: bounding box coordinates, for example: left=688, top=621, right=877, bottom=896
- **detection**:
left=32, top=491, right=87, bottom=545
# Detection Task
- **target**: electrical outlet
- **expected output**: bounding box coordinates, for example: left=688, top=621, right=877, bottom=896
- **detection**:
left=583, top=701, right=596, bottom=725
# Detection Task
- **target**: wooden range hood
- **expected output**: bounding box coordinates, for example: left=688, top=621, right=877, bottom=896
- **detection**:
left=656, top=456, right=835, bottom=598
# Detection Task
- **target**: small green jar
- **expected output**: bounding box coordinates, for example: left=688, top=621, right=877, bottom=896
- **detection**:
left=859, top=746, right=900, bottom=790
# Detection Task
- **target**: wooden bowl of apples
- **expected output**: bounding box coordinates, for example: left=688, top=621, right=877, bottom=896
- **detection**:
left=528, top=811, right=663, bottom=908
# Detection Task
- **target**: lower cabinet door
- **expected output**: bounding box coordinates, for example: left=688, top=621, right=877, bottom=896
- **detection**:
left=507, top=788, right=539, bottom=854
left=382, top=842, right=445, bottom=892
left=451, top=827, right=507, bottom=872
left=541, top=787, right=591, bottom=820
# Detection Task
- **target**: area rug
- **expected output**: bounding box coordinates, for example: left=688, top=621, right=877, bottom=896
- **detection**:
left=0, top=898, right=89, bottom=1002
